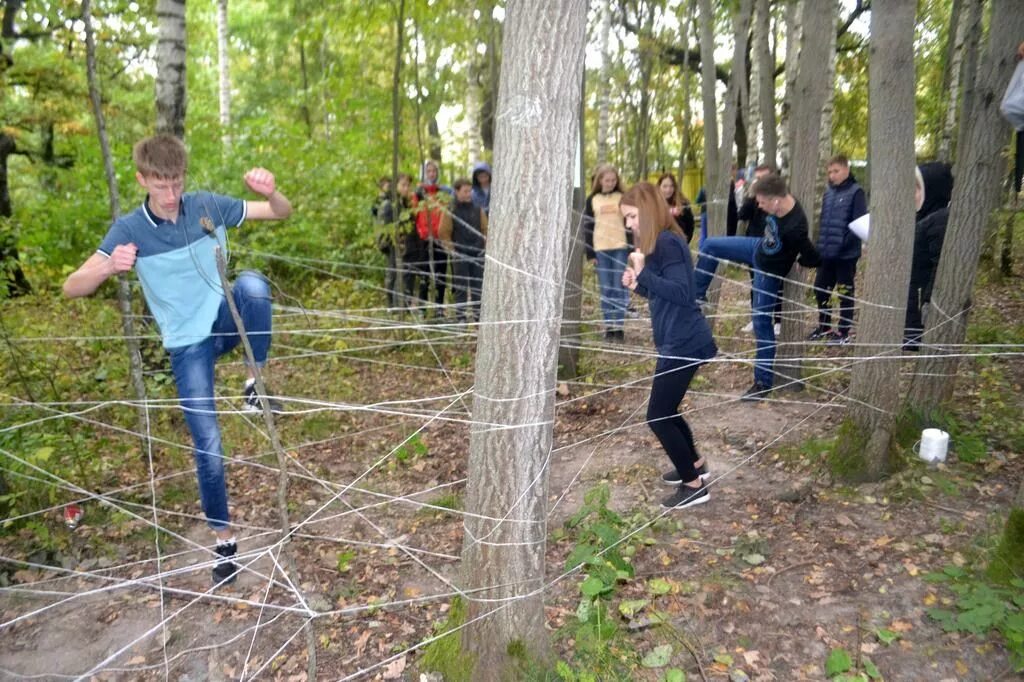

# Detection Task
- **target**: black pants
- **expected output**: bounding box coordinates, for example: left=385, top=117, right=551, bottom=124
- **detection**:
left=451, top=251, right=484, bottom=320
left=647, top=357, right=703, bottom=484
left=409, top=240, right=448, bottom=308
left=814, top=258, right=858, bottom=334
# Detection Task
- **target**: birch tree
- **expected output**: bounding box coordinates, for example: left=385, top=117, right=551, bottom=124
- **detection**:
left=595, top=0, right=613, bottom=164
left=907, top=0, right=1024, bottom=410
left=832, top=0, right=916, bottom=480
left=217, top=0, right=231, bottom=149
left=460, top=1, right=587, bottom=678
left=155, top=0, right=187, bottom=138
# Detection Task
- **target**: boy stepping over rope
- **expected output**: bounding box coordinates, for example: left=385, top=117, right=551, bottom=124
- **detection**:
left=64, top=134, right=293, bottom=585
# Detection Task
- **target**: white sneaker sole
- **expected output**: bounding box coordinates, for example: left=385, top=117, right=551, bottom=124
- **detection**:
left=661, top=471, right=711, bottom=486
left=661, top=492, right=710, bottom=510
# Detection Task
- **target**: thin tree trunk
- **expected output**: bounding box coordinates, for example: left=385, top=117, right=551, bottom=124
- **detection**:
left=390, top=0, right=406, bottom=303
left=413, top=15, right=425, bottom=167
left=778, top=0, right=801, bottom=178
left=677, top=0, right=696, bottom=177
left=834, top=0, right=917, bottom=480
left=0, top=133, right=31, bottom=297
left=936, top=0, right=965, bottom=163
left=217, top=0, right=231, bottom=149
left=83, top=0, right=148, bottom=451
left=907, top=0, right=1024, bottom=411
left=460, top=2, right=587, bottom=678
left=697, top=0, right=722, bottom=248
left=755, top=0, right=778, bottom=166
left=559, top=70, right=587, bottom=380
left=957, top=0, right=984, bottom=142
left=635, top=3, right=656, bottom=179
left=596, top=0, right=613, bottom=164
left=812, top=3, right=839, bottom=237
left=155, top=0, right=186, bottom=139
left=773, top=0, right=835, bottom=389
left=299, top=40, right=312, bottom=139
left=481, top=0, right=500, bottom=152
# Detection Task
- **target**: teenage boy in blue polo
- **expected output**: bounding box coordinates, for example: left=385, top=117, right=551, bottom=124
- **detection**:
left=64, top=134, right=293, bottom=585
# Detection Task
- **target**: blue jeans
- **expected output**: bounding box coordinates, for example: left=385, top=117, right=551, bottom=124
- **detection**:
left=694, top=237, right=781, bottom=388
left=168, top=271, right=272, bottom=530
left=595, top=248, right=630, bottom=331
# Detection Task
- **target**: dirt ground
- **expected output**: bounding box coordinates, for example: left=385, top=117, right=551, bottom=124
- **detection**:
left=1, top=276, right=1022, bottom=681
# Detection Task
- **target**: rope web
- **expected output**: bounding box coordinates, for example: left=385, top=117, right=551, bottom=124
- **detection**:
left=0, top=198, right=1020, bottom=680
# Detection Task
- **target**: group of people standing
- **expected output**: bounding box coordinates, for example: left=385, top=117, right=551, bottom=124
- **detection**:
left=373, top=160, right=491, bottom=323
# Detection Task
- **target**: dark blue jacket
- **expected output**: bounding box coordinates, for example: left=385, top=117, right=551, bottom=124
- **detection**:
left=635, top=231, right=717, bottom=360
left=817, top=175, right=867, bottom=260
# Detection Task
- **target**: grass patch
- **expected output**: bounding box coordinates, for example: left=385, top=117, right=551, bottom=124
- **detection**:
left=418, top=597, right=474, bottom=682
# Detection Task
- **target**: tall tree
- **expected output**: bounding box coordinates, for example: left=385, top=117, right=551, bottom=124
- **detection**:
left=595, top=0, right=613, bottom=164
left=217, top=0, right=231, bottom=149
left=777, top=0, right=801, bottom=177
left=772, top=0, right=835, bottom=388
left=155, top=0, right=187, bottom=138
left=936, top=0, right=966, bottom=163
left=907, top=0, right=1024, bottom=410
left=833, top=0, right=916, bottom=480
left=460, top=1, right=587, bottom=678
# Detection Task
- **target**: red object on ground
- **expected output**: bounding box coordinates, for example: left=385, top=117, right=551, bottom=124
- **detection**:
left=63, top=504, right=83, bottom=529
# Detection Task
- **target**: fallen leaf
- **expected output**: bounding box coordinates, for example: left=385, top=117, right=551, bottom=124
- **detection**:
left=381, top=656, right=406, bottom=680
left=890, top=620, right=913, bottom=632
left=355, top=630, right=371, bottom=657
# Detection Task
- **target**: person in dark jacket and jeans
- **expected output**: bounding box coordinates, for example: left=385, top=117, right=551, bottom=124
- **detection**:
left=736, top=164, right=780, bottom=334
left=620, top=182, right=717, bottom=510
left=440, top=178, right=488, bottom=322
left=693, top=174, right=821, bottom=400
left=809, top=155, right=868, bottom=344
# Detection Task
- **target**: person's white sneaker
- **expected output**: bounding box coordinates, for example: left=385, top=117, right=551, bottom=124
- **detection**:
left=741, top=321, right=754, bottom=334
left=773, top=322, right=781, bottom=335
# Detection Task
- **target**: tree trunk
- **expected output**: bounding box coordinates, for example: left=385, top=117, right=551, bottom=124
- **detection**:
left=83, top=0, right=148, bottom=444
left=677, top=0, right=696, bottom=177
left=778, top=0, right=801, bottom=178
left=155, top=0, right=186, bottom=139
left=481, top=0, right=500, bottom=152
left=428, top=116, right=443, bottom=165
left=634, top=3, right=656, bottom=179
left=390, top=0, right=406, bottom=299
left=299, top=40, right=313, bottom=139
left=833, top=0, right=916, bottom=481
left=812, top=3, right=839, bottom=236
left=460, top=2, right=587, bottom=678
left=0, top=133, right=31, bottom=297
left=907, top=0, right=1024, bottom=411
left=936, top=0, right=966, bottom=163
left=753, top=0, right=777, bottom=166
left=595, top=0, right=613, bottom=164
left=697, top=0, right=722, bottom=235
left=217, top=0, right=231, bottom=149
left=559, top=70, right=587, bottom=380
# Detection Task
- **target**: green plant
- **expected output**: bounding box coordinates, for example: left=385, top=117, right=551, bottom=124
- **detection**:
left=395, top=433, right=429, bottom=463
left=823, top=646, right=881, bottom=680
left=925, top=565, right=1024, bottom=672
left=418, top=597, right=474, bottom=682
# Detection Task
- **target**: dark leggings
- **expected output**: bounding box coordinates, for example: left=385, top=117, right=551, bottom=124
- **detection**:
left=814, top=258, right=858, bottom=334
left=647, top=357, right=703, bottom=483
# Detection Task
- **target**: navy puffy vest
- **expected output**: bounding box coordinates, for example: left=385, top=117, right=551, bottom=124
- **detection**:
left=817, top=178, right=863, bottom=260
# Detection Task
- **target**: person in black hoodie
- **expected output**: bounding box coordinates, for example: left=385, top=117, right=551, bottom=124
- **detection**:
left=904, top=162, right=954, bottom=349
left=440, top=178, right=488, bottom=322
left=694, top=173, right=821, bottom=400
left=620, top=182, right=717, bottom=510
left=736, top=164, right=780, bottom=333
left=810, top=155, right=868, bottom=345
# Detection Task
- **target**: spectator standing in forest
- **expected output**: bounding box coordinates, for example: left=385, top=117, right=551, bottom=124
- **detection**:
left=63, top=134, right=293, bottom=585
left=379, top=173, right=422, bottom=309
left=904, top=162, right=954, bottom=350
left=584, top=164, right=630, bottom=342
left=440, top=177, right=488, bottom=323
left=620, top=182, right=717, bottom=510
left=411, top=160, right=452, bottom=317
left=693, top=174, right=820, bottom=400
left=657, top=172, right=695, bottom=243
left=470, top=161, right=492, bottom=214
left=809, top=155, right=868, bottom=345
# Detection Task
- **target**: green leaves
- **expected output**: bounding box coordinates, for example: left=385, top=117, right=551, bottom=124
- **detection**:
left=824, top=648, right=852, bottom=677
left=641, top=644, right=673, bottom=668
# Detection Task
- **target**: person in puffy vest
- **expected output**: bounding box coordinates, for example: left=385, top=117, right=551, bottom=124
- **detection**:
left=411, top=160, right=453, bottom=315
left=439, top=178, right=488, bottom=322
left=808, top=155, right=867, bottom=345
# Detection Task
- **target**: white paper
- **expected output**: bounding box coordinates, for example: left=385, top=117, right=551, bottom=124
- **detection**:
left=849, top=213, right=870, bottom=242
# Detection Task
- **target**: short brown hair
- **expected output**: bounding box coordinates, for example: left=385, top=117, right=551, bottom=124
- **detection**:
left=620, top=182, right=682, bottom=255
left=752, top=173, right=788, bottom=199
left=754, top=163, right=776, bottom=174
left=133, top=135, right=186, bottom=179
left=452, top=177, right=472, bottom=191
left=828, top=154, right=849, bottom=167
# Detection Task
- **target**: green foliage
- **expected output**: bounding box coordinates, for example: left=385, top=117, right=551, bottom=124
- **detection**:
left=418, top=597, right=475, bottom=682
left=395, top=433, right=429, bottom=463
left=925, top=566, right=1024, bottom=672
left=826, top=419, right=872, bottom=482
left=987, top=510, right=1024, bottom=587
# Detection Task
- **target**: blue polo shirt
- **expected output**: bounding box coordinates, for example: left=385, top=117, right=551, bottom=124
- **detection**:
left=98, top=192, right=246, bottom=349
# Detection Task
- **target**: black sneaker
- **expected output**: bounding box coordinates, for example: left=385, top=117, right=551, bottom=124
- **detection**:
left=660, top=483, right=710, bottom=510
left=807, top=326, right=832, bottom=341
left=243, top=381, right=285, bottom=414
left=740, top=382, right=772, bottom=402
left=661, top=462, right=710, bottom=486
left=825, top=332, right=851, bottom=346
left=212, top=541, right=238, bottom=585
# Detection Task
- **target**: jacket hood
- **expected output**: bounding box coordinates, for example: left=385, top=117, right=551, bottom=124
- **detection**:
left=472, top=162, right=492, bottom=188
left=917, top=162, right=954, bottom=221
left=420, top=160, right=442, bottom=185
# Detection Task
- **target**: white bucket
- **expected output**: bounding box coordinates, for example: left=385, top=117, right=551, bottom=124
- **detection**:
left=914, top=428, right=949, bottom=464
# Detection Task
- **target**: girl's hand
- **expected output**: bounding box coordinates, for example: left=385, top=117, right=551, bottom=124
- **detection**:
left=622, top=267, right=637, bottom=291
left=628, top=249, right=645, bottom=276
